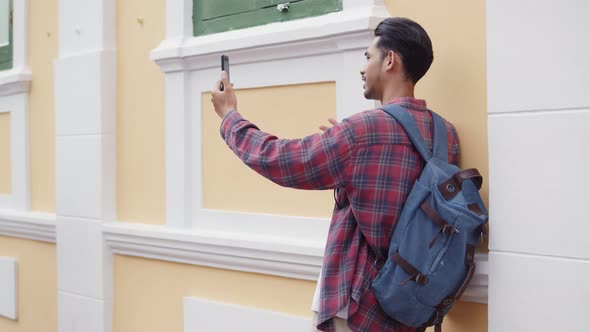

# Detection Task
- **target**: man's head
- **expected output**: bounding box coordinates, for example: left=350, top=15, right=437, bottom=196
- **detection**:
left=361, top=17, right=433, bottom=101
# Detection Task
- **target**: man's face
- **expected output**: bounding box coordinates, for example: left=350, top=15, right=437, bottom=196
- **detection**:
left=361, top=37, right=385, bottom=100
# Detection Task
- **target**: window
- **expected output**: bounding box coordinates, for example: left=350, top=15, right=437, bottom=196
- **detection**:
left=0, top=0, right=12, bottom=70
left=193, top=0, right=343, bottom=36
left=0, top=0, right=29, bottom=211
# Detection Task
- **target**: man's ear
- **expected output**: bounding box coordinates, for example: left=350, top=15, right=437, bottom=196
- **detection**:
left=384, top=50, right=396, bottom=71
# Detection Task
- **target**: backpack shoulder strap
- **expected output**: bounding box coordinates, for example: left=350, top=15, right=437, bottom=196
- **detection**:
left=380, top=104, right=432, bottom=161
left=431, top=111, right=449, bottom=163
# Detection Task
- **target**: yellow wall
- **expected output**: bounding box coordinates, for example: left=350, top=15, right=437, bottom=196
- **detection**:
left=116, top=0, right=166, bottom=225
left=384, top=0, right=489, bottom=206
left=0, top=113, right=10, bottom=193
left=385, top=0, right=489, bottom=331
left=202, top=83, right=336, bottom=218
left=29, top=0, right=58, bottom=212
left=113, top=255, right=315, bottom=332
left=0, top=236, right=57, bottom=332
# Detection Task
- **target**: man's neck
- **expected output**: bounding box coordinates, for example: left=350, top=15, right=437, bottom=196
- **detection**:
left=380, top=82, right=415, bottom=105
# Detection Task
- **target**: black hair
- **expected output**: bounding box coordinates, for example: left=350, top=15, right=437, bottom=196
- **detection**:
left=374, top=17, right=434, bottom=84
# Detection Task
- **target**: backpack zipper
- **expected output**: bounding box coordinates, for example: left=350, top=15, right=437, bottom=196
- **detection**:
left=428, top=230, right=456, bottom=275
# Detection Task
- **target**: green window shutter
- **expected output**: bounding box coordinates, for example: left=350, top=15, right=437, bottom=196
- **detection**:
left=193, top=0, right=343, bottom=36
left=200, top=0, right=258, bottom=21
left=0, top=0, right=13, bottom=71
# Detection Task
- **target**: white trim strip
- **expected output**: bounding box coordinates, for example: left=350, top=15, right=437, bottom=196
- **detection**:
left=11, top=0, right=28, bottom=69
left=0, top=208, right=488, bottom=302
left=151, top=6, right=389, bottom=73
left=461, top=253, right=488, bottom=304
left=0, top=210, right=56, bottom=243
left=0, top=69, right=32, bottom=96
left=103, top=221, right=324, bottom=281
left=103, top=221, right=489, bottom=303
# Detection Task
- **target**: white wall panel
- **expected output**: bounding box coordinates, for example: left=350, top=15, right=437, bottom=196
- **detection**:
left=0, top=257, right=17, bottom=320
left=56, top=135, right=103, bottom=219
left=58, top=0, right=115, bottom=57
left=55, top=51, right=116, bottom=136
left=488, top=0, right=590, bottom=113
left=57, top=217, right=112, bottom=300
left=58, top=292, right=111, bottom=332
left=489, top=252, right=589, bottom=332
left=488, top=110, right=590, bottom=259
left=184, top=297, right=311, bottom=332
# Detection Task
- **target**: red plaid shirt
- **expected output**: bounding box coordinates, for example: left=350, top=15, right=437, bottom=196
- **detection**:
left=220, top=98, right=460, bottom=332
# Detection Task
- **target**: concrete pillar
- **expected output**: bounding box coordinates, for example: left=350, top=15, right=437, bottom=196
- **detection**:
left=54, top=0, right=116, bottom=331
left=487, top=1, right=590, bottom=330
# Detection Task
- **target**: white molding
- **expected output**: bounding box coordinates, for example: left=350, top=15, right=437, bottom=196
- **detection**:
left=103, top=221, right=324, bottom=281
left=103, top=221, right=489, bottom=303
left=0, top=210, right=57, bottom=243
left=461, top=253, right=488, bottom=304
left=164, top=70, right=192, bottom=229
left=152, top=6, right=389, bottom=73
left=0, top=69, right=32, bottom=96
left=344, top=0, right=385, bottom=9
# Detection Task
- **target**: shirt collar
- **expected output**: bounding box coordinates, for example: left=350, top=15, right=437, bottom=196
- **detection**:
left=383, top=97, right=428, bottom=111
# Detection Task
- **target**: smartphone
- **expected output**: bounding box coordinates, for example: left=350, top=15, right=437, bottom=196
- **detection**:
left=220, top=55, right=230, bottom=91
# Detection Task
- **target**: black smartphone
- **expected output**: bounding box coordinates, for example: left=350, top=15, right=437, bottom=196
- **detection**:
left=220, top=55, right=230, bottom=91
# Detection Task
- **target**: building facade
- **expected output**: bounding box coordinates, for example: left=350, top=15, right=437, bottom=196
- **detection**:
left=2, top=0, right=585, bottom=331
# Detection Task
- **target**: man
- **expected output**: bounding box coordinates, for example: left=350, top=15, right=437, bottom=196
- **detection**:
left=210, top=17, right=459, bottom=332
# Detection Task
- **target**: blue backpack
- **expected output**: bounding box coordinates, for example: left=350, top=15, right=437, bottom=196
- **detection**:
left=372, top=104, right=488, bottom=332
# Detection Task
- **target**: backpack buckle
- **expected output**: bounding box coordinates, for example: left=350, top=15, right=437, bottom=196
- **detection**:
left=415, top=274, right=428, bottom=285
left=439, top=296, right=455, bottom=308
left=442, top=225, right=459, bottom=236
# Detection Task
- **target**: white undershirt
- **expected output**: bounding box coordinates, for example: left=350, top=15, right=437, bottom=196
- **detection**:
left=311, top=268, right=349, bottom=319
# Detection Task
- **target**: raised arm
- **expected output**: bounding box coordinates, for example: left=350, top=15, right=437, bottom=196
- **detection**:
left=220, top=111, right=354, bottom=190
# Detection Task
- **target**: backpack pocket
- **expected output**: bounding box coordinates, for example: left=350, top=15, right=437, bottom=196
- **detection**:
left=415, top=212, right=466, bottom=307
left=416, top=208, right=482, bottom=308
left=372, top=249, right=436, bottom=327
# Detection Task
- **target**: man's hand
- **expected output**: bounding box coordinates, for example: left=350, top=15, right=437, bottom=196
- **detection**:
left=211, top=71, right=237, bottom=119
left=319, top=118, right=339, bottom=132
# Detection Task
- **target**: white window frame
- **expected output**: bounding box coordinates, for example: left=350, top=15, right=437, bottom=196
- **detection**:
left=156, top=0, right=384, bottom=230
left=0, top=0, right=31, bottom=211
left=151, top=0, right=385, bottom=265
